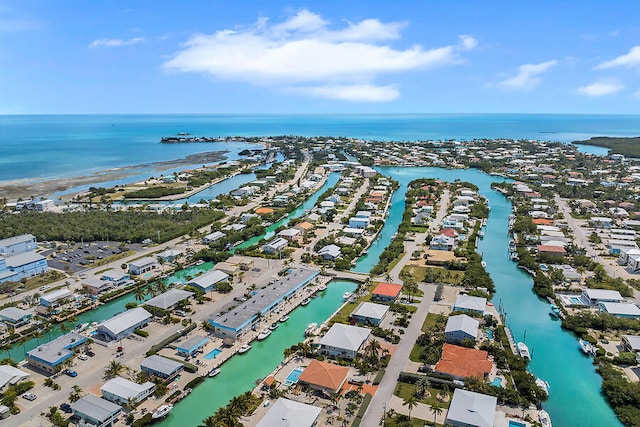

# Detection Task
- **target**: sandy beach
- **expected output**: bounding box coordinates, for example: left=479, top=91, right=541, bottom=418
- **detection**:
left=0, top=150, right=229, bottom=201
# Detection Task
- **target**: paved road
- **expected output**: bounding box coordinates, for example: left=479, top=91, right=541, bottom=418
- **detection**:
left=360, top=283, right=435, bottom=426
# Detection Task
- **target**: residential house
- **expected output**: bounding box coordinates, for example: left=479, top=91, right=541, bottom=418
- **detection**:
left=101, top=377, right=155, bottom=406
left=297, top=360, right=349, bottom=393
left=256, top=398, right=321, bottom=427
left=317, top=323, right=371, bottom=360
left=140, top=355, right=183, bottom=380
left=445, top=389, right=497, bottom=427
left=262, top=238, right=288, bottom=255
left=452, top=294, right=486, bottom=315
left=202, top=231, right=226, bottom=245
left=128, top=257, right=157, bottom=275
left=350, top=302, right=389, bottom=326
left=188, top=270, right=229, bottom=293
left=71, top=394, right=122, bottom=427
left=0, top=307, right=32, bottom=327
left=318, top=244, right=341, bottom=261
left=371, top=282, right=403, bottom=303
left=445, top=314, right=479, bottom=344
left=96, top=307, right=152, bottom=342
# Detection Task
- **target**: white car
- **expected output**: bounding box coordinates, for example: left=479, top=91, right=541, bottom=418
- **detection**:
left=22, top=392, right=36, bottom=401
left=77, top=354, right=88, bottom=361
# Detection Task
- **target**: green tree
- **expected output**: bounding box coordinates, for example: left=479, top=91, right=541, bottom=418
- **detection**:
left=430, top=401, right=444, bottom=425
left=403, top=395, right=419, bottom=420
left=69, top=385, right=84, bottom=403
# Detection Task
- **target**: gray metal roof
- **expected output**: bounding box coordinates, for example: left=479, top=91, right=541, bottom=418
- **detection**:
left=623, top=335, right=640, bottom=351
left=6, top=251, right=45, bottom=267
left=209, top=268, right=318, bottom=332
left=176, top=335, right=209, bottom=352
left=318, top=323, right=370, bottom=352
left=41, top=288, right=73, bottom=302
left=188, top=269, right=228, bottom=290
left=0, top=365, right=29, bottom=390
left=128, top=257, right=157, bottom=268
left=145, top=289, right=193, bottom=310
left=445, top=389, right=497, bottom=427
left=600, top=302, right=640, bottom=316
left=101, top=377, right=155, bottom=400
left=256, top=398, right=321, bottom=427
left=71, top=394, right=122, bottom=422
left=454, top=295, right=486, bottom=312
left=0, top=234, right=35, bottom=247
left=97, top=307, right=151, bottom=336
left=351, top=302, right=389, bottom=321
left=0, top=307, right=31, bottom=322
left=445, top=314, right=480, bottom=337
left=141, top=355, right=182, bottom=375
left=27, top=332, right=87, bottom=365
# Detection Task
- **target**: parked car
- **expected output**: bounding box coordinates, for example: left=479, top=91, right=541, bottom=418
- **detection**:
left=77, top=354, right=88, bottom=361
left=65, top=370, right=78, bottom=377
left=85, top=351, right=95, bottom=357
left=59, top=403, right=72, bottom=413
left=22, top=392, right=36, bottom=401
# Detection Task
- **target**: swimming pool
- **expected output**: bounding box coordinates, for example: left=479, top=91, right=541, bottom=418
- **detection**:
left=508, top=420, right=527, bottom=427
left=485, top=328, right=494, bottom=339
left=284, top=366, right=304, bottom=386
left=490, top=377, right=503, bottom=387
left=204, top=348, right=222, bottom=360
left=569, top=296, right=582, bottom=305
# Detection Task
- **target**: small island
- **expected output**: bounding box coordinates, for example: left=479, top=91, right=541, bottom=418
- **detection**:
left=572, top=136, right=640, bottom=157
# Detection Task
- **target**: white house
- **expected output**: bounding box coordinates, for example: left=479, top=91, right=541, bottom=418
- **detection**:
left=96, top=307, right=152, bottom=341
left=445, top=314, right=479, bottom=344
left=581, top=289, right=624, bottom=305
left=202, top=231, right=226, bottom=245
left=317, top=323, right=370, bottom=360
left=445, top=389, right=496, bottom=427
left=262, top=238, right=288, bottom=255
left=101, top=376, right=155, bottom=405
left=452, top=294, right=486, bottom=315
left=318, top=244, right=341, bottom=261
left=128, top=257, right=157, bottom=275
left=256, top=398, right=321, bottom=427
left=188, top=270, right=229, bottom=293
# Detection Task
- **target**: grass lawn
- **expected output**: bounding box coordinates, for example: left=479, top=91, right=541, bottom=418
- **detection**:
left=328, top=282, right=376, bottom=325
left=409, top=342, right=424, bottom=362
left=421, top=313, right=446, bottom=333
left=384, top=415, right=432, bottom=427
left=394, top=382, right=451, bottom=409
left=403, top=265, right=464, bottom=285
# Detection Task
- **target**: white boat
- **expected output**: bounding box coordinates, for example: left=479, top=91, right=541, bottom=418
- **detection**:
left=317, top=284, right=327, bottom=291
left=579, top=339, right=595, bottom=355
left=481, top=261, right=487, bottom=267
left=269, top=322, right=279, bottom=331
left=208, top=367, right=221, bottom=377
left=257, top=329, right=272, bottom=340
left=152, top=404, right=173, bottom=419
left=343, top=292, right=352, bottom=299
left=517, top=342, right=531, bottom=360
left=304, top=323, right=317, bottom=336
left=538, top=409, right=552, bottom=427
left=195, top=260, right=204, bottom=266
left=300, top=298, right=311, bottom=306
left=279, top=315, right=289, bottom=323
left=238, top=344, right=251, bottom=354
left=535, top=378, right=550, bottom=395
left=479, top=231, right=485, bottom=238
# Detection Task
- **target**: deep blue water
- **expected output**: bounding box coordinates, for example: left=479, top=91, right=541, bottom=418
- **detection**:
left=2, top=114, right=638, bottom=183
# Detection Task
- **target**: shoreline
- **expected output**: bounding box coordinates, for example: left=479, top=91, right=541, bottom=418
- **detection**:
left=0, top=150, right=230, bottom=201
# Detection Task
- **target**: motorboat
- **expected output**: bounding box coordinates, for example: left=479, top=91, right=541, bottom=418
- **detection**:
left=579, top=339, right=596, bottom=356
left=481, top=261, right=487, bottom=267
left=152, top=404, right=173, bottom=419
left=343, top=292, right=353, bottom=299
left=517, top=342, right=531, bottom=360
left=479, top=231, right=485, bottom=238
left=208, top=367, right=221, bottom=377
left=538, top=409, right=552, bottom=427
left=257, top=329, right=272, bottom=340
left=279, top=315, right=290, bottom=323
left=300, top=298, right=311, bottom=306
left=305, top=323, right=317, bottom=336
left=269, top=322, right=279, bottom=331
left=195, top=260, right=204, bottom=266
left=317, top=284, right=327, bottom=291
left=238, top=344, right=251, bottom=354
left=549, top=304, right=560, bottom=318
left=535, top=378, right=550, bottom=395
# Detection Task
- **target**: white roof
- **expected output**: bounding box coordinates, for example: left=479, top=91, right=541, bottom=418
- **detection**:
left=318, top=323, right=370, bottom=353
left=41, top=288, right=73, bottom=302
left=445, top=314, right=480, bottom=337
left=351, top=302, right=389, bottom=321
left=101, top=377, right=154, bottom=400
left=318, top=244, right=341, bottom=258
left=256, top=398, right=322, bottom=427
left=446, top=389, right=497, bottom=427
left=583, top=289, right=624, bottom=301
left=97, top=307, right=151, bottom=336
left=0, top=365, right=29, bottom=389
left=453, top=294, right=487, bottom=312
left=188, top=270, right=228, bottom=289
left=141, top=355, right=182, bottom=375
left=0, top=307, right=31, bottom=322
left=6, top=251, right=45, bottom=267
left=600, top=302, right=640, bottom=316
left=278, top=228, right=301, bottom=237
left=0, top=234, right=35, bottom=247
left=145, top=289, right=193, bottom=310
left=203, top=231, right=226, bottom=241
left=128, top=257, right=156, bottom=268
left=623, top=335, right=640, bottom=351
left=71, top=394, right=121, bottom=422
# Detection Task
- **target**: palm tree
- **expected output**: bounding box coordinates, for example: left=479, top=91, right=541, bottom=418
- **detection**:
left=403, top=395, right=418, bottom=420
left=156, top=281, right=168, bottom=294
left=69, top=385, right=84, bottom=403
left=329, top=391, right=343, bottom=414
left=415, top=377, right=430, bottom=398
left=103, top=360, right=125, bottom=379
left=134, top=286, right=147, bottom=303
left=430, top=401, right=444, bottom=425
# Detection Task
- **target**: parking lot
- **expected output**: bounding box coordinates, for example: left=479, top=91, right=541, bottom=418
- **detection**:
left=42, top=241, right=143, bottom=273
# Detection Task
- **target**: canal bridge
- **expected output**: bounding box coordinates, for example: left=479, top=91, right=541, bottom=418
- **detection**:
left=323, top=269, right=369, bottom=283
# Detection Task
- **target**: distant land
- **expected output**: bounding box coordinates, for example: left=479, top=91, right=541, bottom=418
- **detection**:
left=572, top=136, right=640, bottom=157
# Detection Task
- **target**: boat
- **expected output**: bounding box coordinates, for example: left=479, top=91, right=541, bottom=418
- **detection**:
left=279, top=315, right=289, bottom=323
left=481, top=261, right=487, bottom=267
left=579, top=339, right=596, bottom=356
left=304, top=323, right=317, bottom=336
left=269, top=322, right=279, bottom=331
left=343, top=292, right=353, bottom=299
left=300, top=298, right=311, bottom=306
left=152, top=404, right=173, bottom=419
left=257, top=329, right=272, bottom=340
left=517, top=342, right=531, bottom=360
left=538, top=409, right=552, bottom=427
left=238, top=344, right=251, bottom=354
left=195, top=260, right=204, bottom=266
left=317, top=284, right=327, bottom=291
left=535, top=378, right=550, bottom=395
left=479, top=231, right=485, bottom=238
left=208, top=367, right=221, bottom=377
left=510, top=252, right=519, bottom=261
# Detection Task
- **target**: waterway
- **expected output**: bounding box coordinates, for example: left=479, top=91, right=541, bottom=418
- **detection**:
left=159, top=279, right=357, bottom=427
left=573, top=143, right=610, bottom=156
left=234, top=172, right=341, bottom=250
left=354, top=166, right=621, bottom=427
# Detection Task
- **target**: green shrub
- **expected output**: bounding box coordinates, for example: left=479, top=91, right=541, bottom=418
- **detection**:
left=134, top=329, right=149, bottom=338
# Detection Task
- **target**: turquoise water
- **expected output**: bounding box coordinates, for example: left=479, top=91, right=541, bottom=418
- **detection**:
left=573, top=144, right=610, bottom=156
left=509, top=421, right=527, bottom=427
left=159, top=279, right=357, bottom=427
left=234, top=172, right=341, bottom=250
left=356, top=166, right=621, bottom=427
left=203, top=348, right=222, bottom=360
left=491, top=377, right=503, bottom=387
left=283, top=366, right=304, bottom=386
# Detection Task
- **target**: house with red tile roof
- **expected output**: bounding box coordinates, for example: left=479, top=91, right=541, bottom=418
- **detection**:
left=372, top=282, right=403, bottom=303
left=297, top=360, right=350, bottom=393
left=434, top=343, right=492, bottom=380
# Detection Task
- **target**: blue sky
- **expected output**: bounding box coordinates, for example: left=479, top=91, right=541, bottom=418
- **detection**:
left=1, top=0, right=639, bottom=114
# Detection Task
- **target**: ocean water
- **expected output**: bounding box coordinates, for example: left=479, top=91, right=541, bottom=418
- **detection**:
left=1, top=114, right=639, bottom=183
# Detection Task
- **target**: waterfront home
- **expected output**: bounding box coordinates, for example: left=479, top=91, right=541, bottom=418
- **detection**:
left=452, top=294, right=487, bottom=315
left=621, top=335, right=640, bottom=362
left=176, top=335, right=210, bottom=358
left=342, top=227, right=365, bottom=237
left=371, top=282, right=403, bottom=303
left=156, top=248, right=183, bottom=263
left=0, top=234, right=37, bottom=256
left=356, top=165, right=377, bottom=178
left=101, top=376, right=155, bottom=406
left=208, top=269, right=318, bottom=340
left=598, top=302, right=640, bottom=318
left=348, top=216, right=370, bottom=229
left=128, top=257, right=157, bottom=276
left=554, top=265, right=581, bottom=283
left=26, top=332, right=87, bottom=374
left=144, top=289, right=193, bottom=311
left=608, top=239, right=639, bottom=255
left=256, top=398, right=322, bottom=427
left=435, top=344, right=492, bottom=380
left=101, top=271, right=131, bottom=286
left=96, top=307, right=152, bottom=341
left=297, top=359, right=350, bottom=393
left=317, top=323, right=371, bottom=360
left=445, top=314, right=479, bottom=344
left=262, top=237, right=288, bottom=255
left=39, top=288, right=74, bottom=307
left=212, top=261, right=242, bottom=281
left=82, top=277, right=114, bottom=295
left=187, top=269, right=229, bottom=293
left=412, top=211, right=431, bottom=225
left=445, top=389, right=497, bottom=427
left=350, top=301, right=389, bottom=326
left=430, top=234, right=455, bottom=251
left=0, top=365, right=30, bottom=393
left=536, top=244, right=566, bottom=256
left=222, top=223, right=246, bottom=232
left=318, top=244, right=341, bottom=261
left=71, top=394, right=122, bottom=427
left=0, top=307, right=32, bottom=327
left=581, top=289, right=624, bottom=305
left=590, top=217, right=614, bottom=228
left=293, top=221, right=314, bottom=233
left=231, top=186, right=259, bottom=197
left=202, top=231, right=226, bottom=245
left=140, top=355, right=183, bottom=380
left=277, top=228, right=303, bottom=243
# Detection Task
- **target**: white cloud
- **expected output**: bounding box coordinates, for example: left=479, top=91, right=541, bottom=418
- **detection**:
left=498, top=60, right=558, bottom=90
left=163, top=9, right=477, bottom=102
left=577, top=81, right=624, bottom=96
left=595, top=46, right=640, bottom=69
left=90, top=37, right=144, bottom=48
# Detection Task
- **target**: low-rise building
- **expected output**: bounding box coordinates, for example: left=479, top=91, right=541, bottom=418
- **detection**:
left=128, top=257, right=157, bottom=275
left=101, top=271, right=131, bottom=286
left=318, top=244, right=341, bottom=261
left=188, top=270, right=229, bottom=293
left=453, top=294, right=486, bottom=315
left=96, top=307, right=152, bottom=341
left=0, top=307, right=32, bottom=327
left=581, top=289, right=624, bottom=305
left=39, top=288, right=74, bottom=307
left=156, top=248, right=183, bottom=263
left=0, top=365, right=29, bottom=392
left=621, top=335, right=640, bottom=362
left=277, top=228, right=302, bottom=243
left=598, top=302, right=640, bottom=318
left=82, top=277, right=114, bottom=295
left=26, top=332, right=87, bottom=374
left=140, top=355, right=183, bottom=380
left=0, top=234, right=37, bottom=256
left=262, top=237, right=288, bottom=254
left=350, top=302, right=389, bottom=326
left=144, top=289, right=193, bottom=311
left=445, top=314, right=479, bottom=344
left=297, top=359, right=349, bottom=393
left=101, top=377, right=155, bottom=406
left=176, top=335, right=210, bottom=358
left=371, top=282, right=402, bottom=303
left=255, top=398, right=321, bottom=427
left=2, top=252, right=48, bottom=282
left=317, top=323, right=371, bottom=360
left=445, top=389, right=497, bottom=427
left=71, top=394, right=122, bottom=427
left=202, top=231, right=226, bottom=245
left=435, top=344, right=492, bottom=380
